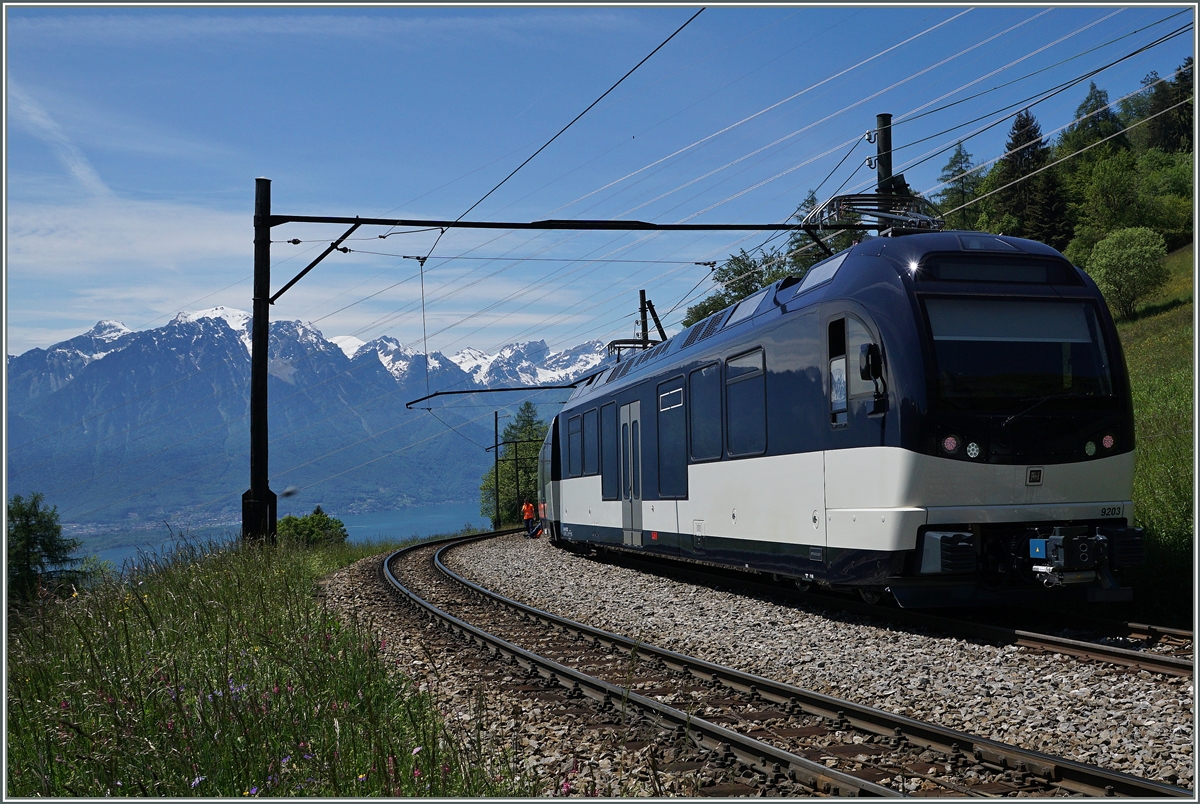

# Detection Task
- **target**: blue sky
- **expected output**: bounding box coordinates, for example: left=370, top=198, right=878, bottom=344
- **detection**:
left=6, top=4, right=1195, bottom=358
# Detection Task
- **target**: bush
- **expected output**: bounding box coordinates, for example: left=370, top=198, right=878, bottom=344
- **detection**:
left=1086, top=227, right=1169, bottom=319
left=278, top=505, right=349, bottom=546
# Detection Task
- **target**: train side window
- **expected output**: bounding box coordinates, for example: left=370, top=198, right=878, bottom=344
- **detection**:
left=726, top=348, right=766, bottom=456
left=847, top=317, right=877, bottom=398
left=582, top=408, right=599, bottom=475
left=567, top=415, right=583, bottom=477
left=689, top=363, right=722, bottom=461
left=600, top=402, right=618, bottom=500
left=658, top=377, right=687, bottom=498
left=829, top=318, right=847, bottom=426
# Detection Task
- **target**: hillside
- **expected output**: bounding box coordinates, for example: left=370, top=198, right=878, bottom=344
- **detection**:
left=1113, top=243, right=1194, bottom=623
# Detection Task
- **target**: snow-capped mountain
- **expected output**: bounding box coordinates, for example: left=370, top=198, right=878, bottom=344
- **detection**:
left=350, top=336, right=474, bottom=390
left=7, top=319, right=137, bottom=408
left=172, top=307, right=252, bottom=354
left=449, top=339, right=607, bottom=386
left=6, top=308, right=611, bottom=528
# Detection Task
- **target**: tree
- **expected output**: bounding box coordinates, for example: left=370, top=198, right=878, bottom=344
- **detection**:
left=990, top=109, right=1067, bottom=240
left=479, top=401, right=548, bottom=526
left=682, top=249, right=777, bottom=327
left=934, top=143, right=984, bottom=230
left=1147, top=57, right=1194, bottom=153
left=1119, top=71, right=1160, bottom=152
left=1086, top=227, right=1168, bottom=320
left=1023, top=170, right=1072, bottom=252
left=277, top=505, right=349, bottom=546
left=7, top=492, right=84, bottom=605
left=681, top=190, right=859, bottom=328
left=1058, top=82, right=1128, bottom=156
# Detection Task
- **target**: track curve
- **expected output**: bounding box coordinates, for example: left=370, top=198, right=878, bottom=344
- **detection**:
left=381, top=532, right=1192, bottom=797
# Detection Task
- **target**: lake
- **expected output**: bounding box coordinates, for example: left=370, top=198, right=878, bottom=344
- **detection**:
left=88, top=501, right=490, bottom=569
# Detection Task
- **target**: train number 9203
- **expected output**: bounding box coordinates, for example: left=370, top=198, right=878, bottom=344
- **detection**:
left=1100, top=505, right=1123, bottom=518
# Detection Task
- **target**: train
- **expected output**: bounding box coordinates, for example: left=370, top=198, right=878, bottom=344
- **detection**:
left=536, top=228, right=1146, bottom=608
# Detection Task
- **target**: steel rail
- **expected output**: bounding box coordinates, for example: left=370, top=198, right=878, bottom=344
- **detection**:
left=592, top=547, right=1193, bottom=677
left=432, top=536, right=1192, bottom=798
left=380, top=534, right=900, bottom=797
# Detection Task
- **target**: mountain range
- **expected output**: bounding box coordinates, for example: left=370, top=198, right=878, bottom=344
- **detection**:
left=6, top=307, right=607, bottom=532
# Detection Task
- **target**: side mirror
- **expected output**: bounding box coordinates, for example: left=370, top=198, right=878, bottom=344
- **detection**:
left=859, top=342, right=882, bottom=381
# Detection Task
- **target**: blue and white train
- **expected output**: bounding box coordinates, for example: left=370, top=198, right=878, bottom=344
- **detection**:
left=537, top=230, right=1145, bottom=607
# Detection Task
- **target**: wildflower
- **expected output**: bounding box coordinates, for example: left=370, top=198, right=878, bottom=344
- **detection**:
left=281, top=755, right=291, bottom=765
left=191, top=777, right=205, bottom=788
left=413, top=768, right=422, bottom=778
left=59, top=701, right=69, bottom=710
left=562, top=780, right=573, bottom=794
left=356, top=773, right=368, bottom=782
left=303, top=754, right=313, bottom=760
left=412, top=746, right=423, bottom=756
left=442, top=764, right=450, bottom=776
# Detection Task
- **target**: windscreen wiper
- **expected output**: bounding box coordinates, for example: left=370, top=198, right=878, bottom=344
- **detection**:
left=1001, top=393, right=1093, bottom=429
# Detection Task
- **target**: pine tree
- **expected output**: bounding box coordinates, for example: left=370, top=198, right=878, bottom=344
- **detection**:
left=7, top=492, right=83, bottom=605
left=1059, top=82, right=1128, bottom=155
left=1147, top=57, right=1194, bottom=153
left=991, top=109, right=1055, bottom=238
left=1024, top=170, right=1072, bottom=252
left=934, top=143, right=983, bottom=230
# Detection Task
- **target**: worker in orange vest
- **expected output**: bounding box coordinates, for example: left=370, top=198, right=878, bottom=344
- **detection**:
left=522, top=499, right=536, bottom=538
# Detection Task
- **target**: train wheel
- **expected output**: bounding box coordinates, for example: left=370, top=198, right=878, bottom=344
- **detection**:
left=858, top=587, right=884, bottom=605
left=795, top=579, right=811, bottom=592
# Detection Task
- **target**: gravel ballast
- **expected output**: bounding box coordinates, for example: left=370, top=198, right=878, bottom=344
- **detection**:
left=443, top=534, right=1194, bottom=788
left=321, top=549, right=732, bottom=796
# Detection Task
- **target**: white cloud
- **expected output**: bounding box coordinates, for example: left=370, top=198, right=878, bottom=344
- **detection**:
left=8, top=80, right=112, bottom=197
left=8, top=196, right=249, bottom=275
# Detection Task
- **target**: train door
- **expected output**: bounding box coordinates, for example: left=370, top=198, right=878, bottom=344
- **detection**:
left=620, top=400, right=642, bottom=546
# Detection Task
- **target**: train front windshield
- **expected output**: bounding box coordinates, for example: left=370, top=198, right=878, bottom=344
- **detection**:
left=923, top=298, right=1114, bottom=412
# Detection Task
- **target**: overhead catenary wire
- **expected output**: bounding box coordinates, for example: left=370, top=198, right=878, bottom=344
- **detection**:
left=409, top=7, right=705, bottom=395
left=286, top=6, right=1102, bottom=361
left=16, top=18, right=1171, bottom=465
left=30, top=11, right=1190, bottom=516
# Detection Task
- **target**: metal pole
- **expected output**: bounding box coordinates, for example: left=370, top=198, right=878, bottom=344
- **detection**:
left=876, top=113, right=893, bottom=194
left=514, top=443, right=521, bottom=524
left=639, top=289, right=649, bottom=346
left=493, top=410, right=501, bottom=528
left=242, top=178, right=277, bottom=542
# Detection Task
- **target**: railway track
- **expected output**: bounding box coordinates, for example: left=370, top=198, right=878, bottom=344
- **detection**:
left=381, top=532, right=1191, bottom=798
left=583, top=545, right=1193, bottom=678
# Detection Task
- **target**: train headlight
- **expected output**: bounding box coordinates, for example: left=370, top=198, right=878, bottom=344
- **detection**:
left=941, top=435, right=960, bottom=454
left=1084, top=440, right=1097, bottom=457
left=1102, top=434, right=1114, bottom=450
left=966, top=442, right=980, bottom=459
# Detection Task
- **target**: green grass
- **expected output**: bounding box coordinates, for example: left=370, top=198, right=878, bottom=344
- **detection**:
left=6, top=534, right=533, bottom=797
left=1114, top=242, right=1194, bottom=624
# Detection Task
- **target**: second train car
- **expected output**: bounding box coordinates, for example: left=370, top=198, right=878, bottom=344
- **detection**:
left=537, top=230, right=1145, bottom=607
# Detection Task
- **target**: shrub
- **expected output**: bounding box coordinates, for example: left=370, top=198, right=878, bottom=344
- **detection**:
left=278, top=505, right=349, bottom=546
left=1086, top=227, right=1169, bottom=319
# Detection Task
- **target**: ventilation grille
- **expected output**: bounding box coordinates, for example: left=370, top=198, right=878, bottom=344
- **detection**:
left=698, top=311, right=728, bottom=342
left=681, top=319, right=709, bottom=350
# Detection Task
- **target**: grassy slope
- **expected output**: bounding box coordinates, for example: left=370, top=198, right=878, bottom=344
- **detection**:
left=6, top=535, right=530, bottom=798
left=1114, top=243, right=1194, bottom=624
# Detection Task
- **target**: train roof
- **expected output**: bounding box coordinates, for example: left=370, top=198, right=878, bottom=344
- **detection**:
left=566, top=230, right=1073, bottom=405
